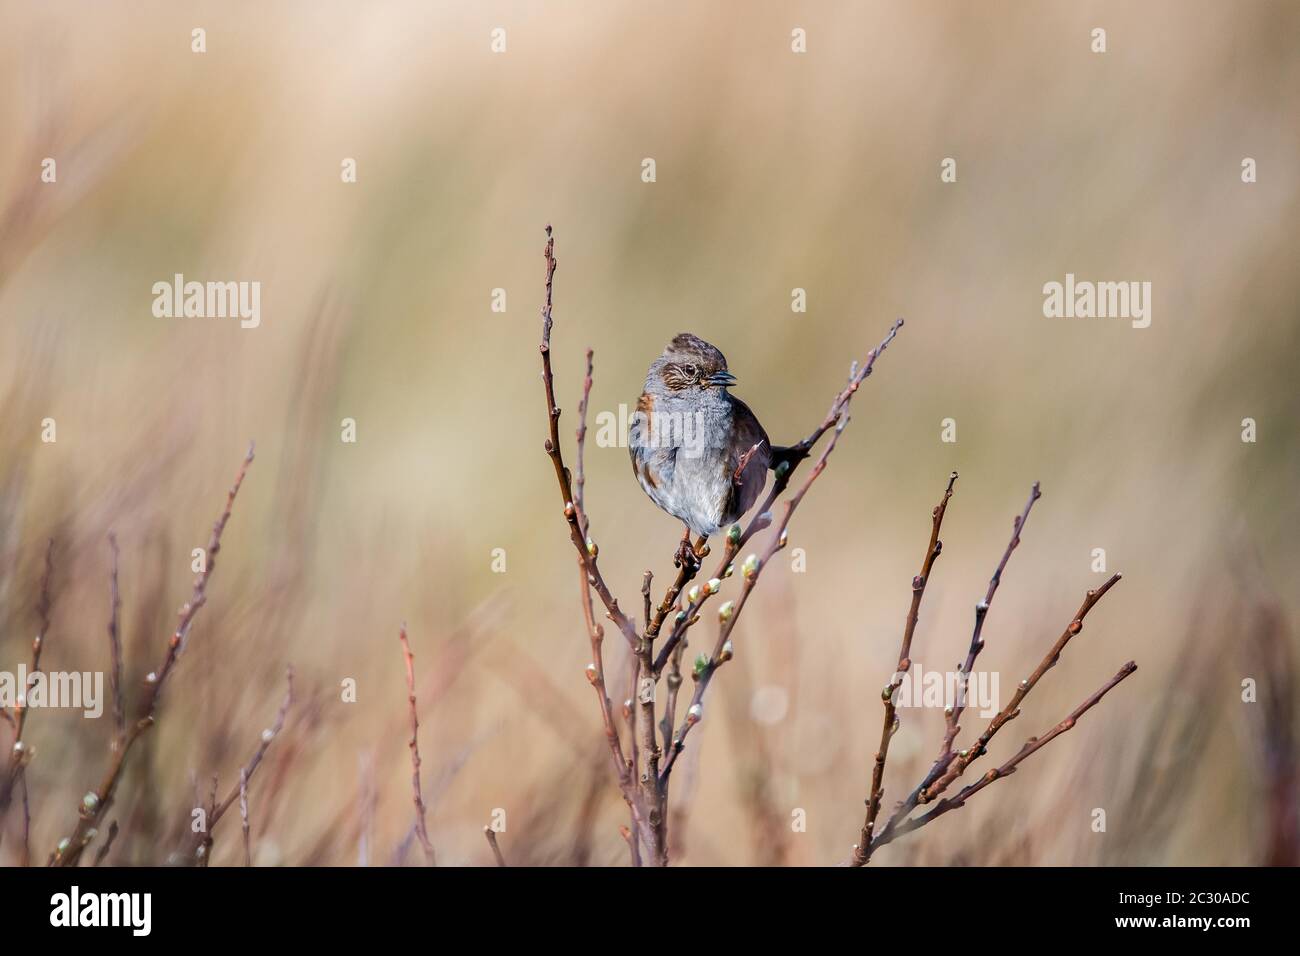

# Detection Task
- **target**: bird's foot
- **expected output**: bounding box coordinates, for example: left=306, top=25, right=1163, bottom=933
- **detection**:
left=673, top=537, right=698, bottom=571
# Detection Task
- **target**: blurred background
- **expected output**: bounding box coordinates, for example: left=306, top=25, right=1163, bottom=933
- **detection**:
left=0, top=0, right=1297, bottom=866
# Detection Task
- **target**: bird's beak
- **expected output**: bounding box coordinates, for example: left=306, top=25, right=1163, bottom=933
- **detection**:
left=705, top=370, right=737, bottom=388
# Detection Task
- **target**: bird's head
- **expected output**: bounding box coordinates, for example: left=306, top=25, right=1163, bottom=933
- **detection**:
left=651, top=333, right=737, bottom=393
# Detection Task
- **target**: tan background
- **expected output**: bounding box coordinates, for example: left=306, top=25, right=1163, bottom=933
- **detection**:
left=0, top=0, right=1297, bottom=865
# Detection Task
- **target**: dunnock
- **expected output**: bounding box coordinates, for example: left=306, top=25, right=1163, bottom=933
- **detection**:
left=629, top=333, right=785, bottom=568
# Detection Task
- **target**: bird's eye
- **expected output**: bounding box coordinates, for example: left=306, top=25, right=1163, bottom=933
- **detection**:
left=682, top=363, right=697, bottom=378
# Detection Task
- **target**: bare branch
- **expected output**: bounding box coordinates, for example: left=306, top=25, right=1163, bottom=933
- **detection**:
left=240, top=768, right=251, bottom=867
left=918, top=573, right=1124, bottom=804
left=106, top=532, right=125, bottom=744
left=851, top=471, right=957, bottom=865
left=538, top=225, right=639, bottom=651
left=867, top=662, right=1138, bottom=853
left=91, top=821, right=119, bottom=867
left=51, top=443, right=255, bottom=867
left=399, top=626, right=436, bottom=866
left=190, top=665, right=294, bottom=864
left=483, top=825, right=507, bottom=867
left=850, top=479, right=1135, bottom=865
left=0, top=539, right=55, bottom=814
left=873, top=481, right=1042, bottom=846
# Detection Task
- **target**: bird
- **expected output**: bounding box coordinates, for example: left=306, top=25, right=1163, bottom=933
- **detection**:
left=629, top=333, right=787, bottom=569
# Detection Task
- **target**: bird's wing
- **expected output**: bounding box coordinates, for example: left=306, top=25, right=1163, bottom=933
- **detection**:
left=723, top=397, right=772, bottom=521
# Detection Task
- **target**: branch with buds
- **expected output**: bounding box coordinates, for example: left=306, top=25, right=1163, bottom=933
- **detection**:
left=537, top=225, right=902, bottom=865
left=49, top=443, right=257, bottom=867
left=186, top=666, right=294, bottom=866
left=848, top=474, right=1137, bottom=865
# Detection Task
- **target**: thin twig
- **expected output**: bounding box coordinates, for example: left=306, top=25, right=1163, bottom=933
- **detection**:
left=539, top=226, right=656, bottom=860
left=106, top=532, right=125, bottom=744
left=918, top=573, right=1124, bottom=803
left=14, top=538, right=54, bottom=745
left=51, top=443, right=255, bottom=867
left=538, top=225, right=639, bottom=651
left=851, top=471, right=957, bottom=865
left=941, top=482, right=1042, bottom=753
left=19, top=772, right=31, bottom=866
left=91, top=821, right=119, bottom=866
left=483, top=825, right=507, bottom=867
left=0, top=539, right=55, bottom=814
left=867, top=662, right=1138, bottom=853
left=240, top=768, right=251, bottom=866
left=872, top=481, right=1041, bottom=848
left=191, top=665, right=294, bottom=863
left=851, top=480, right=1133, bottom=865
left=399, top=626, right=436, bottom=866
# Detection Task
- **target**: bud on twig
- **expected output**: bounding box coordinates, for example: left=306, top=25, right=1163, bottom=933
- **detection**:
left=693, top=654, right=709, bottom=679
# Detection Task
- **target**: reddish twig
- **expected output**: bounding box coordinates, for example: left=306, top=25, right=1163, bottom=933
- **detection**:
left=539, top=226, right=661, bottom=861
left=190, top=665, right=293, bottom=864
left=918, top=572, right=1124, bottom=803
left=851, top=471, right=957, bottom=865
left=732, top=439, right=765, bottom=483
left=0, top=539, right=55, bottom=815
left=866, top=662, right=1138, bottom=853
left=14, top=538, right=54, bottom=746
left=18, top=773, right=31, bottom=866
left=51, top=443, right=255, bottom=867
left=483, top=825, right=508, bottom=867
left=399, top=626, right=436, bottom=866
left=574, top=349, right=649, bottom=862
left=538, top=225, right=639, bottom=651
left=106, top=533, right=125, bottom=744
left=871, top=481, right=1042, bottom=848
left=850, top=479, right=1135, bottom=865
left=240, top=768, right=251, bottom=866
left=941, top=482, right=1042, bottom=753
left=91, top=821, right=119, bottom=867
